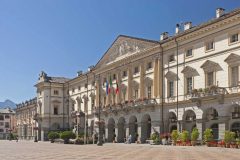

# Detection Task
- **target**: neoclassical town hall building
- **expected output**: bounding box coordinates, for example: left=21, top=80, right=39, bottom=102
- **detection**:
left=16, top=8, right=240, bottom=142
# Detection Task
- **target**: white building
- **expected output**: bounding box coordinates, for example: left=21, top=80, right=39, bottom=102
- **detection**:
left=32, top=8, right=240, bottom=142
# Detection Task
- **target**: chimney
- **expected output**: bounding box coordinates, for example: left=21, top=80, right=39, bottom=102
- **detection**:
left=184, top=22, right=192, bottom=31
left=216, top=8, right=225, bottom=18
left=175, top=24, right=180, bottom=34
left=160, top=32, right=168, bottom=41
left=77, top=71, right=83, bottom=76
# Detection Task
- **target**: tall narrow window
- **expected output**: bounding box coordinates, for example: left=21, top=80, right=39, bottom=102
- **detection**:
left=147, top=86, right=152, bottom=99
left=134, top=66, right=139, bottom=74
left=230, top=33, right=239, bottom=43
left=91, top=99, right=95, bottom=109
left=53, top=105, right=58, bottom=115
left=186, top=49, right=193, bottom=57
left=134, top=89, right=139, bottom=99
left=206, top=41, right=214, bottom=51
left=231, top=66, right=239, bottom=86
left=186, top=77, right=193, bottom=94
left=53, top=90, right=59, bottom=95
left=207, top=72, right=214, bottom=87
left=169, top=81, right=174, bottom=97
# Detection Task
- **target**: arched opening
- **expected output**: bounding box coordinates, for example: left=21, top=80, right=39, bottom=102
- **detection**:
left=211, top=123, right=219, bottom=140
left=168, top=112, right=177, bottom=132
left=183, top=110, right=196, bottom=133
left=231, top=122, right=240, bottom=138
left=117, top=117, right=126, bottom=143
left=129, top=116, right=138, bottom=143
left=231, top=104, right=240, bottom=119
left=141, top=114, right=151, bottom=143
left=107, top=118, right=115, bottom=142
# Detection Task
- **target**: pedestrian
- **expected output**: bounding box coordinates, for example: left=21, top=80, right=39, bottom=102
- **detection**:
left=16, top=136, right=18, bottom=142
left=128, top=134, right=132, bottom=144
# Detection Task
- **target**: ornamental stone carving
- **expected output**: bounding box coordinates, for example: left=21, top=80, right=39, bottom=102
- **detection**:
left=181, top=66, right=199, bottom=78
left=200, top=60, right=222, bottom=72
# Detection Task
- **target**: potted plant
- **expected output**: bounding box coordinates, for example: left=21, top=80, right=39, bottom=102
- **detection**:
left=60, top=131, right=76, bottom=144
left=236, top=138, right=240, bottom=149
left=48, top=131, right=60, bottom=143
left=204, top=88, right=209, bottom=95
left=181, top=130, right=189, bottom=146
left=204, top=128, right=213, bottom=147
left=191, top=128, right=199, bottom=146
left=224, top=131, right=235, bottom=148
left=171, top=130, right=179, bottom=146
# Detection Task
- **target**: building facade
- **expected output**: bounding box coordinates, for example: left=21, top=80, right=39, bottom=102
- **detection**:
left=16, top=98, right=38, bottom=140
left=0, top=108, right=16, bottom=139
left=18, top=8, right=240, bottom=142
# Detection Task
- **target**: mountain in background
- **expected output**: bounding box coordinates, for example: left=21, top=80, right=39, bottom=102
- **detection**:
left=0, top=99, right=16, bottom=109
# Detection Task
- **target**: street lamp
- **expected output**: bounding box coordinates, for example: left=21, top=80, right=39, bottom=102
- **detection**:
left=97, top=74, right=103, bottom=146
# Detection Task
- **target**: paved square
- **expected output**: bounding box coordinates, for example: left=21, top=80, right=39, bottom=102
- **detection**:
left=0, top=140, right=240, bottom=160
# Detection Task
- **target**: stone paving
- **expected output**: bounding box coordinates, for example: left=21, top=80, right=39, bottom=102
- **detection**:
left=0, top=140, right=240, bottom=160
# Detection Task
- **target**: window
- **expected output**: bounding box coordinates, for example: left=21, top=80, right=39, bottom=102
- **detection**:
left=85, top=83, right=88, bottom=89
left=205, top=41, right=214, bottom=51
left=104, top=97, right=106, bottom=106
left=147, top=86, right=152, bottom=99
left=134, top=66, right=139, bottom=74
left=230, top=33, right=239, bottom=43
left=186, top=77, right=193, bottom=94
left=169, top=55, right=175, bottom=62
left=91, top=99, right=95, bottom=109
left=113, top=74, right=116, bottom=80
left=5, top=122, right=9, bottom=128
left=53, top=105, right=58, bottom=115
left=78, top=86, right=81, bottom=91
left=147, top=62, right=152, bottom=70
left=231, top=66, right=239, bottom=87
left=5, top=115, right=10, bottom=119
left=0, top=122, right=4, bottom=126
left=103, top=78, right=107, bottom=86
left=122, top=71, right=127, bottom=77
left=0, top=129, right=3, bottom=133
left=134, top=89, right=139, bottom=99
left=207, top=72, right=214, bottom=87
left=169, top=81, right=174, bottom=97
left=186, top=49, right=193, bottom=57
left=53, top=90, right=59, bottom=95
left=0, top=115, right=4, bottom=120
left=72, top=88, right=75, bottom=93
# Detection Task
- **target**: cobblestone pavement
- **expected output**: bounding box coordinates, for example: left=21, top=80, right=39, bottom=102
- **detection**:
left=0, top=140, right=240, bottom=160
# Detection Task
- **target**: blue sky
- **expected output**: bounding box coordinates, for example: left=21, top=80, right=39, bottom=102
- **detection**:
left=0, top=0, right=239, bottom=103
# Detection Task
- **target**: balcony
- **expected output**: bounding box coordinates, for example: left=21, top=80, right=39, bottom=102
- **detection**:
left=100, top=98, right=157, bottom=116
left=189, top=86, right=228, bottom=105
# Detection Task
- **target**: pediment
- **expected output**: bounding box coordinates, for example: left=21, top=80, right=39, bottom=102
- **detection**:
left=95, top=35, right=158, bottom=68
left=165, top=71, right=179, bottom=81
left=224, top=53, right=240, bottom=65
left=181, top=66, right=199, bottom=77
left=200, top=60, right=222, bottom=72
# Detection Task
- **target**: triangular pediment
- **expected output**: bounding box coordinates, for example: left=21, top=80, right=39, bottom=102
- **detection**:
left=181, top=66, right=199, bottom=77
left=95, top=35, right=158, bottom=68
left=200, top=60, right=222, bottom=72
left=165, top=71, right=179, bottom=81
left=224, top=53, right=240, bottom=65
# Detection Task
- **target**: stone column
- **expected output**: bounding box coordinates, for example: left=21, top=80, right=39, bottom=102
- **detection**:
left=153, top=58, right=159, bottom=98
left=96, top=78, right=100, bottom=107
left=116, top=70, right=121, bottom=104
left=140, top=62, right=145, bottom=99
left=196, top=120, right=203, bottom=140
left=158, top=57, right=163, bottom=103
left=115, top=126, right=118, bottom=142
left=127, top=66, right=133, bottom=101
left=137, top=124, right=141, bottom=142
left=105, top=127, right=108, bottom=142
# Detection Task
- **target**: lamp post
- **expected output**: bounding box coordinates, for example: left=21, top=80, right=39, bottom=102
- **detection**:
left=97, top=74, right=103, bottom=146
